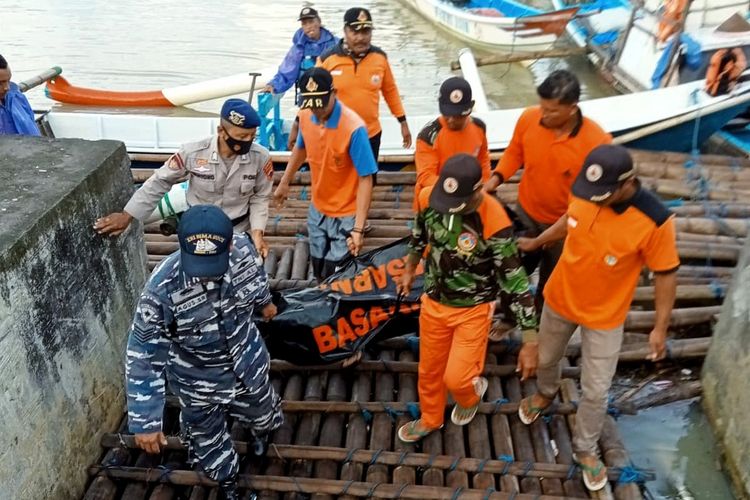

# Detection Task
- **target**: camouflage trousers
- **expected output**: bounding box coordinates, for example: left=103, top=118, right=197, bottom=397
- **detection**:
left=179, top=380, right=283, bottom=482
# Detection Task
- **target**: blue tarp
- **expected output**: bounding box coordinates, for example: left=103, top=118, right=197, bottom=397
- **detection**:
left=651, top=34, right=703, bottom=89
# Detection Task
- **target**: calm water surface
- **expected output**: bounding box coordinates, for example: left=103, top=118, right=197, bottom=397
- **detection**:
left=3, top=0, right=615, bottom=114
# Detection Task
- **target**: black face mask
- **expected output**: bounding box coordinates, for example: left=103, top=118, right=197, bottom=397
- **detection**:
left=222, top=127, right=253, bottom=155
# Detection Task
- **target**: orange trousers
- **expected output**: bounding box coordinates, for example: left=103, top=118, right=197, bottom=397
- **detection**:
left=418, top=295, right=491, bottom=429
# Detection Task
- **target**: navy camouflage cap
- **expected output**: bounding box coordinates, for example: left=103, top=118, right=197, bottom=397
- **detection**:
left=178, top=205, right=233, bottom=278
left=220, top=98, right=260, bottom=129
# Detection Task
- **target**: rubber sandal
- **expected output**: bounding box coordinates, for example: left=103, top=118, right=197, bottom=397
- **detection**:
left=397, top=419, right=441, bottom=443
left=518, top=394, right=552, bottom=425
left=573, top=453, right=608, bottom=492
left=451, top=377, right=489, bottom=426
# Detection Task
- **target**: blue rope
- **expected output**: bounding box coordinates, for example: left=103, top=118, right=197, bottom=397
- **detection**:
left=542, top=414, right=553, bottom=424
left=426, top=453, right=437, bottom=468
left=366, top=482, right=382, bottom=498
left=397, top=450, right=408, bottom=466
left=567, top=464, right=578, bottom=480
left=384, top=406, right=402, bottom=422
left=449, top=456, right=460, bottom=472
left=369, top=449, right=383, bottom=466
left=356, top=402, right=373, bottom=423
left=406, top=335, right=420, bottom=358
left=483, top=487, right=495, bottom=500
left=617, top=464, right=649, bottom=484
left=498, top=454, right=514, bottom=476
left=523, top=461, right=533, bottom=476
left=395, top=483, right=409, bottom=498
left=607, top=396, right=622, bottom=420
left=451, top=487, right=464, bottom=500
left=709, top=280, right=725, bottom=299
left=272, top=215, right=282, bottom=234
left=344, top=448, right=358, bottom=464
left=477, top=458, right=489, bottom=473
left=492, top=398, right=509, bottom=414
left=406, top=402, right=421, bottom=420
left=340, top=479, right=354, bottom=496
left=299, top=186, right=308, bottom=201
left=392, top=185, right=404, bottom=210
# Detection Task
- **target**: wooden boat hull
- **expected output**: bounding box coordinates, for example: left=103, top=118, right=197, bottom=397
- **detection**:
left=45, top=68, right=274, bottom=107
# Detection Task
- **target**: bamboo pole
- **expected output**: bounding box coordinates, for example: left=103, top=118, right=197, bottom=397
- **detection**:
left=632, top=380, right=702, bottom=410
left=311, top=372, right=347, bottom=500
left=392, top=351, right=418, bottom=487
left=85, top=467, right=598, bottom=500
left=598, top=417, right=643, bottom=500
left=504, top=372, right=543, bottom=494
left=284, top=373, right=324, bottom=500
left=523, top=378, right=565, bottom=496
left=485, top=353, right=520, bottom=493
left=624, top=306, right=721, bottom=330
left=98, top=437, right=655, bottom=481
left=338, top=368, right=371, bottom=499
left=365, top=350, right=396, bottom=495
left=443, top=414, right=470, bottom=489
left=259, top=374, right=304, bottom=500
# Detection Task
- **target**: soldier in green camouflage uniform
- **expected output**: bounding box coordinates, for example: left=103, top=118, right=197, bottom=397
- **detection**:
left=397, top=154, right=539, bottom=442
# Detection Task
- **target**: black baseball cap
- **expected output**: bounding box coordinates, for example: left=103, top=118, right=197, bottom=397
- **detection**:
left=572, top=145, right=635, bottom=203
left=178, top=205, right=233, bottom=278
left=429, top=154, right=483, bottom=214
left=439, top=77, right=474, bottom=116
left=344, top=7, right=373, bottom=31
left=298, top=7, right=319, bottom=20
left=298, top=67, right=333, bottom=109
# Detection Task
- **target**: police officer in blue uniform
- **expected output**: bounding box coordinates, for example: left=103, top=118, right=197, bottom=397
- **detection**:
left=125, top=205, right=283, bottom=500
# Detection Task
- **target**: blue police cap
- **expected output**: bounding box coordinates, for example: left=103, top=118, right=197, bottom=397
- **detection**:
left=221, top=98, right=260, bottom=129
left=178, top=205, right=233, bottom=278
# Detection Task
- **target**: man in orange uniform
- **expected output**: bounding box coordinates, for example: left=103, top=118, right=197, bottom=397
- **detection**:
left=517, top=145, right=679, bottom=491
left=318, top=7, right=412, bottom=159
left=395, top=154, right=539, bottom=442
left=273, top=67, right=377, bottom=281
left=414, top=76, right=491, bottom=209
left=484, top=70, right=611, bottom=307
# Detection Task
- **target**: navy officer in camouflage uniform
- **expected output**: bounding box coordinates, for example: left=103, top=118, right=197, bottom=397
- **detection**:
left=126, top=205, right=283, bottom=500
left=396, top=154, right=539, bottom=442
left=95, top=98, right=274, bottom=258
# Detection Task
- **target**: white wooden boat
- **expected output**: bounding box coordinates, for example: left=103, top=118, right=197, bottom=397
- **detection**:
left=398, top=0, right=580, bottom=50
left=43, top=76, right=750, bottom=159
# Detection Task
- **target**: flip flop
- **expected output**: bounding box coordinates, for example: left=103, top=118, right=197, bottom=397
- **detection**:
left=573, top=453, right=608, bottom=492
left=518, top=395, right=552, bottom=425
left=451, top=377, right=489, bottom=426
left=397, top=419, right=441, bottom=443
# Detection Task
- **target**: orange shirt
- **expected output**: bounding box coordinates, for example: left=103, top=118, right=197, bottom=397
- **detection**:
left=318, top=42, right=406, bottom=137
left=544, top=189, right=680, bottom=330
left=414, top=116, right=491, bottom=210
left=297, top=101, right=378, bottom=218
left=496, top=106, right=611, bottom=224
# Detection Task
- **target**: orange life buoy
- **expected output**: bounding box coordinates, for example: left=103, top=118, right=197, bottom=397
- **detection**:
left=705, top=48, right=747, bottom=96
left=657, top=0, right=688, bottom=43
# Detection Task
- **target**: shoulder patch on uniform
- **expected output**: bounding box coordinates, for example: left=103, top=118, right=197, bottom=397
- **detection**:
left=417, top=118, right=443, bottom=147
left=471, top=117, right=487, bottom=133
left=631, top=189, right=672, bottom=226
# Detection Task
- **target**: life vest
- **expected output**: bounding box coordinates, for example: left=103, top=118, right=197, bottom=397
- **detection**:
left=705, top=48, right=747, bottom=96
left=657, top=0, right=687, bottom=43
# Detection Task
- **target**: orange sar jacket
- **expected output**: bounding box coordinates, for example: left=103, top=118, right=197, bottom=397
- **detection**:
left=318, top=41, right=406, bottom=138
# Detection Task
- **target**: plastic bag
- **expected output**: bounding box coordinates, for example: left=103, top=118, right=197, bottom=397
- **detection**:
left=260, top=238, right=424, bottom=365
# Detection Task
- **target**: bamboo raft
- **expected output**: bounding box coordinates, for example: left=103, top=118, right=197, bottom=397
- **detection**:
left=80, top=149, right=745, bottom=499
left=83, top=345, right=656, bottom=500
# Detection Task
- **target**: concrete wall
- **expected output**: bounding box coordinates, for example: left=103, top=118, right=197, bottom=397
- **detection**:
left=0, top=136, right=147, bottom=500
left=702, top=237, right=750, bottom=498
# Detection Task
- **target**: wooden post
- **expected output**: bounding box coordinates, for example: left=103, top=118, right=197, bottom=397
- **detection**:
left=338, top=369, right=372, bottom=500
left=284, top=374, right=324, bottom=500
left=485, top=353, right=520, bottom=493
